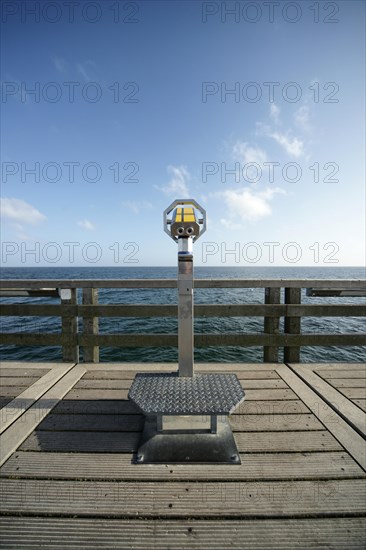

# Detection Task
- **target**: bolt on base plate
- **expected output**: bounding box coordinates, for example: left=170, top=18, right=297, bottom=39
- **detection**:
left=134, top=415, right=241, bottom=465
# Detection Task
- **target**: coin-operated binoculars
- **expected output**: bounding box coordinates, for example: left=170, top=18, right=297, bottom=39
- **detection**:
left=163, top=199, right=206, bottom=377
left=129, top=199, right=245, bottom=464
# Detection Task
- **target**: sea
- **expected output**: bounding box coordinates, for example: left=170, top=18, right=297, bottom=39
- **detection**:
left=0, top=266, right=365, bottom=364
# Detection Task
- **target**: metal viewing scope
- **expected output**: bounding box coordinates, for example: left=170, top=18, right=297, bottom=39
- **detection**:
left=164, top=199, right=206, bottom=377
left=164, top=199, right=206, bottom=243
left=128, top=198, right=244, bottom=465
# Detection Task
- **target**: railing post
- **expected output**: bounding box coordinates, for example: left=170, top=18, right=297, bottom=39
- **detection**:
left=82, top=287, right=99, bottom=363
left=263, top=287, right=280, bottom=362
left=284, top=287, right=301, bottom=363
left=60, top=288, right=79, bottom=363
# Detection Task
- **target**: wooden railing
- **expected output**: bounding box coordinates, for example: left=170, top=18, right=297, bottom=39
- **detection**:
left=0, top=279, right=365, bottom=363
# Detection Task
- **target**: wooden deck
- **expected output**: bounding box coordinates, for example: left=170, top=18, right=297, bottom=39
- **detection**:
left=0, top=361, right=365, bottom=548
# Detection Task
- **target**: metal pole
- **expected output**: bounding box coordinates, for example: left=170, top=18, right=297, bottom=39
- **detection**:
left=178, top=237, right=194, bottom=377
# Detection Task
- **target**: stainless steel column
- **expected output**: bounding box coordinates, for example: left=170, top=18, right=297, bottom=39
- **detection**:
left=178, top=237, right=194, bottom=377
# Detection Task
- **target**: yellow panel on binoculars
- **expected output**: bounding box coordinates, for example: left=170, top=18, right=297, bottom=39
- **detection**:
left=174, top=207, right=196, bottom=224
left=171, top=207, right=200, bottom=239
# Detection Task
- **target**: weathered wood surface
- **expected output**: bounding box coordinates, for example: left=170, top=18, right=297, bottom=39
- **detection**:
left=3, top=332, right=365, bottom=347
left=73, top=377, right=288, bottom=390
left=2, top=451, right=360, bottom=480
left=2, top=303, right=366, bottom=317
left=279, top=365, right=366, bottom=470
left=1, top=478, right=365, bottom=516
left=0, top=364, right=75, bottom=433
left=1, top=278, right=365, bottom=289
left=0, top=366, right=85, bottom=466
left=284, top=287, right=302, bottom=362
left=0, top=362, right=365, bottom=549
left=290, top=365, right=366, bottom=437
left=0, top=517, right=365, bottom=549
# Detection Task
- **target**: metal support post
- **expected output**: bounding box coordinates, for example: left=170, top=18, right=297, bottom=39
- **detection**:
left=178, top=237, right=194, bottom=377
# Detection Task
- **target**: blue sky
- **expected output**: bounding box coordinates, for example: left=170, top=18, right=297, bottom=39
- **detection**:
left=1, top=0, right=365, bottom=266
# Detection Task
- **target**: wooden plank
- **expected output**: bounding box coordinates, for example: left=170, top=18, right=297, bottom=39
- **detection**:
left=0, top=364, right=75, bottom=434
left=0, top=304, right=70, bottom=316
left=83, top=362, right=280, bottom=372
left=1, top=278, right=365, bottom=289
left=291, top=366, right=366, bottom=437
left=0, top=398, right=13, bottom=408
left=4, top=332, right=363, bottom=347
left=0, top=386, right=34, bottom=397
left=19, top=431, right=140, bottom=453
left=0, top=362, right=56, bottom=370
left=1, top=432, right=343, bottom=472
left=0, top=279, right=177, bottom=289
left=78, top=333, right=366, bottom=347
left=82, top=288, right=99, bottom=363
left=52, top=399, right=310, bottom=416
left=230, top=413, right=324, bottom=431
left=2, top=451, right=359, bottom=480
left=263, top=287, right=280, bottom=362
left=1, top=478, right=365, bottom=516
left=1, top=302, right=365, bottom=318
left=0, top=517, right=365, bottom=549
left=353, top=399, right=366, bottom=412
left=37, top=413, right=144, bottom=432
left=0, top=368, right=50, bottom=378
left=82, top=369, right=280, bottom=380
left=0, top=365, right=85, bottom=466
left=32, top=412, right=323, bottom=433
left=310, top=363, right=366, bottom=371
left=0, top=289, right=59, bottom=297
left=61, top=287, right=79, bottom=362
left=0, top=377, right=40, bottom=386
left=317, top=370, right=366, bottom=379
left=338, top=388, right=366, bottom=399
left=0, top=334, right=69, bottom=345
left=63, top=388, right=299, bottom=401
left=277, top=365, right=366, bottom=470
left=234, top=400, right=310, bottom=415
left=325, top=378, right=366, bottom=388
left=284, top=287, right=301, bottom=363
left=52, top=399, right=140, bottom=415
left=78, top=303, right=365, bottom=317
left=307, top=288, right=366, bottom=297
left=73, top=378, right=288, bottom=390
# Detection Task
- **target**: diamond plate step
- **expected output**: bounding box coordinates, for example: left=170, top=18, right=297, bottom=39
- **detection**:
left=128, top=373, right=245, bottom=415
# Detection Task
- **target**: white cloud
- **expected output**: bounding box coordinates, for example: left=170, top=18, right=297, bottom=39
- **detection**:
left=216, top=187, right=286, bottom=222
left=232, top=142, right=267, bottom=165
left=78, top=219, right=95, bottom=231
left=256, top=112, right=305, bottom=157
left=220, top=218, right=243, bottom=230
left=122, top=200, right=152, bottom=214
left=155, top=165, right=190, bottom=197
left=294, top=104, right=311, bottom=131
left=53, top=57, right=67, bottom=74
left=270, top=132, right=304, bottom=157
left=0, top=198, right=46, bottom=225
left=270, top=103, right=280, bottom=124
left=76, top=63, right=91, bottom=82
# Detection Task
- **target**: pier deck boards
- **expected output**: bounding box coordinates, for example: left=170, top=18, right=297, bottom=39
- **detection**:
left=0, top=361, right=365, bottom=549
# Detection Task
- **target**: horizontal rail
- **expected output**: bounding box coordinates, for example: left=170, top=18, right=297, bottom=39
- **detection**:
left=1, top=333, right=365, bottom=347
left=1, top=304, right=365, bottom=318
left=0, top=278, right=365, bottom=363
left=0, top=289, right=59, bottom=298
left=307, top=288, right=366, bottom=297
left=1, top=278, right=366, bottom=290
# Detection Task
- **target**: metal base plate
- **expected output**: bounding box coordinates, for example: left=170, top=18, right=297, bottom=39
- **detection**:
left=135, top=416, right=241, bottom=465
